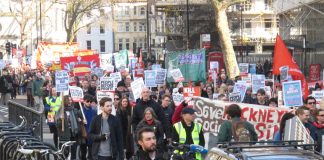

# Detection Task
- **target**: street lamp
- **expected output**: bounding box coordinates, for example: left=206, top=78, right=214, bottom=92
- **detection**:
left=240, top=4, right=243, bottom=63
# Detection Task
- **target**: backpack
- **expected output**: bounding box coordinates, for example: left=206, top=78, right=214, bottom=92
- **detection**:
left=230, top=120, right=251, bottom=142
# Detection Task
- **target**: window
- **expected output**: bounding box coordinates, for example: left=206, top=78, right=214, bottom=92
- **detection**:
left=244, top=19, right=251, bottom=28
left=134, top=6, right=137, bottom=15
left=140, top=7, right=145, bottom=15
left=125, top=6, right=130, bottom=15
left=119, top=39, right=123, bottom=50
left=133, top=38, right=137, bottom=49
left=86, top=24, right=91, bottom=34
left=139, top=22, right=146, bottom=32
left=133, top=22, right=137, bottom=32
left=126, top=39, right=130, bottom=50
left=100, top=24, right=105, bottom=33
left=264, top=19, right=272, bottom=28
left=100, top=9, right=105, bottom=17
left=100, top=40, right=105, bottom=52
left=118, top=22, right=123, bottom=32
left=125, top=22, right=130, bottom=32
left=86, top=40, right=91, bottom=49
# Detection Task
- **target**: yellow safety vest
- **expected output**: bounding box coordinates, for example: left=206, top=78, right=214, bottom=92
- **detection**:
left=174, top=122, right=202, bottom=160
left=46, top=96, right=61, bottom=113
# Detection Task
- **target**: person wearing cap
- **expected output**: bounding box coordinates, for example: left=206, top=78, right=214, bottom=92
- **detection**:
left=172, top=107, right=205, bottom=160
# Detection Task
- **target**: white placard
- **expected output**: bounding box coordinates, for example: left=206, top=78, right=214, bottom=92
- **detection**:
left=69, top=86, right=84, bottom=102
left=252, top=74, right=265, bottom=94
left=169, top=68, right=184, bottom=82
left=110, top=72, right=122, bottom=89
left=96, top=91, right=115, bottom=115
left=131, top=78, right=145, bottom=101
left=100, top=77, right=115, bottom=91
left=55, top=70, right=69, bottom=92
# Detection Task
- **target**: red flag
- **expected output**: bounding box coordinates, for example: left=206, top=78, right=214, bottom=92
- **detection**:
left=273, top=35, right=309, bottom=99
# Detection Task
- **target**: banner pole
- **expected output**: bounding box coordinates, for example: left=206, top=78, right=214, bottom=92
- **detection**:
left=79, top=102, right=87, bottom=124
left=61, top=92, right=65, bottom=132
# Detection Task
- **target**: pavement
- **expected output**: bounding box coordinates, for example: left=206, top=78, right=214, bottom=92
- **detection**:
left=0, top=94, right=54, bottom=146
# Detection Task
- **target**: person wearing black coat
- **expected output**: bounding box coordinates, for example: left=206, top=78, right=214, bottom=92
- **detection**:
left=132, top=88, right=167, bottom=134
left=0, top=69, right=14, bottom=105
left=89, top=97, right=124, bottom=160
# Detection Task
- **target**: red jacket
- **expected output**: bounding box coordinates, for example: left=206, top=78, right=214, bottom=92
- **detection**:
left=171, top=102, right=188, bottom=124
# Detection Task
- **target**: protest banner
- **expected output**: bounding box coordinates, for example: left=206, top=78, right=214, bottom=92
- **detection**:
left=144, top=70, right=157, bottom=87
left=100, top=54, right=114, bottom=72
left=309, top=64, right=321, bottom=82
left=183, top=87, right=201, bottom=98
left=131, top=78, right=145, bottom=100
left=192, top=97, right=289, bottom=148
left=60, top=54, right=100, bottom=78
left=155, top=69, right=167, bottom=85
left=172, top=93, right=184, bottom=106
left=96, top=91, right=115, bottom=115
left=252, top=74, right=265, bottom=94
left=166, top=49, right=206, bottom=82
left=69, top=86, right=84, bottom=102
left=152, top=64, right=161, bottom=71
left=239, top=63, right=249, bottom=75
left=280, top=66, right=289, bottom=81
left=233, top=83, right=247, bottom=102
left=114, top=50, right=128, bottom=70
left=278, top=91, right=284, bottom=108
left=55, top=70, right=69, bottom=92
left=229, top=92, right=241, bottom=102
left=249, top=64, right=256, bottom=74
left=135, top=62, right=144, bottom=78
left=110, top=72, right=122, bottom=89
left=282, top=80, right=303, bottom=107
left=169, top=68, right=184, bottom=82
left=100, top=77, right=115, bottom=91
left=312, top=91, right=324, bottom=108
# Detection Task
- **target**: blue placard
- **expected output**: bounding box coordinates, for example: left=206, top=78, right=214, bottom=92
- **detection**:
left=282, top=80, right=303, bottom=107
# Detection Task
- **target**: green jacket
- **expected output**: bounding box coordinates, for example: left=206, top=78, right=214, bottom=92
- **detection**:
left=32, top=78, right=44, bottom=96
left=218, top=117, right=258, bottom=142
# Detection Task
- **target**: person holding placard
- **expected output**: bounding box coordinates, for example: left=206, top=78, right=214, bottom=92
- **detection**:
left=252, top=89, right=269, bottom=106
left=295, top=106, right=317, bottom=141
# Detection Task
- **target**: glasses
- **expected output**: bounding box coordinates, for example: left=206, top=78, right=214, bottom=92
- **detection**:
left=85, top=100, right=91, bottom=103
left=114, top=98, right=120, bottom=100
left=308, top=102, right=316, bottom=105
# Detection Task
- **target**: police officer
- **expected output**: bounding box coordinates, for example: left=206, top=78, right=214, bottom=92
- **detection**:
left=171, top=108, right=205, bottom=160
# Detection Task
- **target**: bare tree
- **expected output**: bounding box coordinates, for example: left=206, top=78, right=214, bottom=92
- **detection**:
left=64, top=0, right=104, bottom=42
left=211, top=0, right=246, bottom=79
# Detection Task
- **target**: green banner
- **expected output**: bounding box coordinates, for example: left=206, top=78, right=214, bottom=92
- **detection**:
left=166, top=49, right=206, bottom=82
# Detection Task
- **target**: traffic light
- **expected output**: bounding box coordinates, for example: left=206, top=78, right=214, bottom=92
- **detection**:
left=5, top=42, right=11, bottom=54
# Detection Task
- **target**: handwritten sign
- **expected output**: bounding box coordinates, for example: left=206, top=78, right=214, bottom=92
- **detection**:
left=55, top=70, right=69, bottom=92
left=100, top=77, right=115, bottom=91
left=69, top=86, right=84, bottom=102
left=172, top=93, right=184, bottom=106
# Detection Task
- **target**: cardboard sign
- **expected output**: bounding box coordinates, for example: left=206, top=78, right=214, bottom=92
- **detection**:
left=192, top=97, right=289, bottom=148
left=131, top=78, right=145, bottom=101
left=155, top=69, right=167, bottom=85
left=100, top=54, right=114, bottom=72
left=169, top=68, right=184, bottom=82
left=135, top=62, right=144, bottom=77
left=280, top=66, right=289, bottom=81
left=239, top=63, right=249, bottom=75
left=55, top=70, right=69, bottom=92
left=229, top=92, right=241, bottom=102
left=252, top=74, right=265, bottom=94
left=100, top=77, right=115, bottom=91
left=309, top=64, right=321, bottom=82
left=282, top=80, right=303, bottom=107
left=69, top=86, right=84, bottom=102
left=233, top=83, right=247, bottom=102
left=96, top=91, right=115, bottom=115
left=183, top=87, right=201, bottom=98
left=144, top=70, right=157, bottom=87
left=312, top=91, right=324, bottom=108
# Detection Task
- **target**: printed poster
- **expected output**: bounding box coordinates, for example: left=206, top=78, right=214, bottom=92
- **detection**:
left=96, top=91, right=115, bottom=115
left=229, top=92, right=241, bottom=102
left=282, top=80, right=303, bottom=107
left=210, top=61, right=219, bottom=73
left=280, top=66, right=289, bottom=81
left=100, top=54, right=114, bottom=72
left=155, top=69, right=167, bottom=85
left=166, top=49, right=206, bottom=82
left=249, top=64, right=256, bottom=74
left=144, top=70, right=157, bottom=87
left=172, top=93, right=184, bottom=106
left=114, top=50, right=128, bottom=70
left=55, top=70, right=69, bottom=92
left=183, top=87, right=201, bottom=98
left=233, top=83, right=247, bottom=102
left=239, top=63, right=249, bottom=75
left=69, top=86, right=84, bottom=102
left=100, top=77, right=115, bottom=91
left=131, top=78, right=145, bottom=101
left=309, top=64, right=321, bottom=82
left=252, top=74, right=265, bottom=94
left=110, top=72, right=122, bottom=89
left=312, top=91, right=324, bottom=108
left=169, top=68, right=184, bottom=82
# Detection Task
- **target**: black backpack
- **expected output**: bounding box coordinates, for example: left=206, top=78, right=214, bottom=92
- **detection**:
left=230, top=120, right=251, bottom=142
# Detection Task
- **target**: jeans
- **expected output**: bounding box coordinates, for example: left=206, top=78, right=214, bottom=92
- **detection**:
left=34, top=96, right=44, bottom=112
left=98, top=156, right=114, bottom=160
left=80, top=142, right=92, bottom=160
left=1, top=93, right=10, bottom=106
left=26, top=88, right=34, bottom=107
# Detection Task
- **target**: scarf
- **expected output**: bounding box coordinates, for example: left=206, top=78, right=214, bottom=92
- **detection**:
left=313, top=121, right=324, bottom=129
left=146, top=119, right=154, bottom=125
left=66, top=106, right=79, bottom=137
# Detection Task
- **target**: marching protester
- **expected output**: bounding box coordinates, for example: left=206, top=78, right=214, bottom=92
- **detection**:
left=253, top=89, right=269, bottom=106
left=44, top=87, right=61, bottom=148
left=116, top=96, right=134, bottom=159
left=0, top=69, right=14, bottom=105
left=56, top=95, right=82, bottom=160
left=135, top=107, right=164, bottom=150
left=305, top=96, right=317, bottom=122
left=172, top=107, right=205, bottom=160
left=295, top=106, right=317, bottom=140
left=82, top=80, right=96, bottom=97
left=32, top=72, right=45, bottom=112
left=25, top=75, right=34, bottom=107
left=273, top=112, right=295, bottom=141
left=80, top=94, right=97, bottom=160
left=134, top=127, right=164, bottom=160
left=312, top=109, right=324, bottom=152
left=160, top=95, right=174, bottom=141
left=218, top=104, right=258, bottom=142
left=89, top=97, right=124, bottom=160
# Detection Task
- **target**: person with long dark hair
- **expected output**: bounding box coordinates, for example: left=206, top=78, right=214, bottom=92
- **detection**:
left=312, top=109, right=324, bottom=152
left=273, top=112, right=295, bottom=141
left=117, top=97, right=134, bottom=159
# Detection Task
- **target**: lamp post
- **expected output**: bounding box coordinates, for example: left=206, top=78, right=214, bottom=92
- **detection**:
left=240, top=4, right=243, bottom=63
left=186, top=0, right=190, bottom=50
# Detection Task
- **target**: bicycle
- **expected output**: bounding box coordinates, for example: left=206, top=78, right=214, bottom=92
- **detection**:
left=167, top=142, right=208, bottom=160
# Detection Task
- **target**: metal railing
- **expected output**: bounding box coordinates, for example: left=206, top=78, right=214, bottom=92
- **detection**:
left=7, top=100, right=43, bottom=141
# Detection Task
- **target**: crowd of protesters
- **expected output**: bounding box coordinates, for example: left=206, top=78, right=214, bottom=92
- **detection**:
left=1, top=61, right=324, bottom=159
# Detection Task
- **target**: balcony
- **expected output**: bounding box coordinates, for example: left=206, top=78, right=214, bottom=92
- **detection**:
left=231, top=28, right=278, bottom=43
left=155, top=0, right=209, bottom=7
